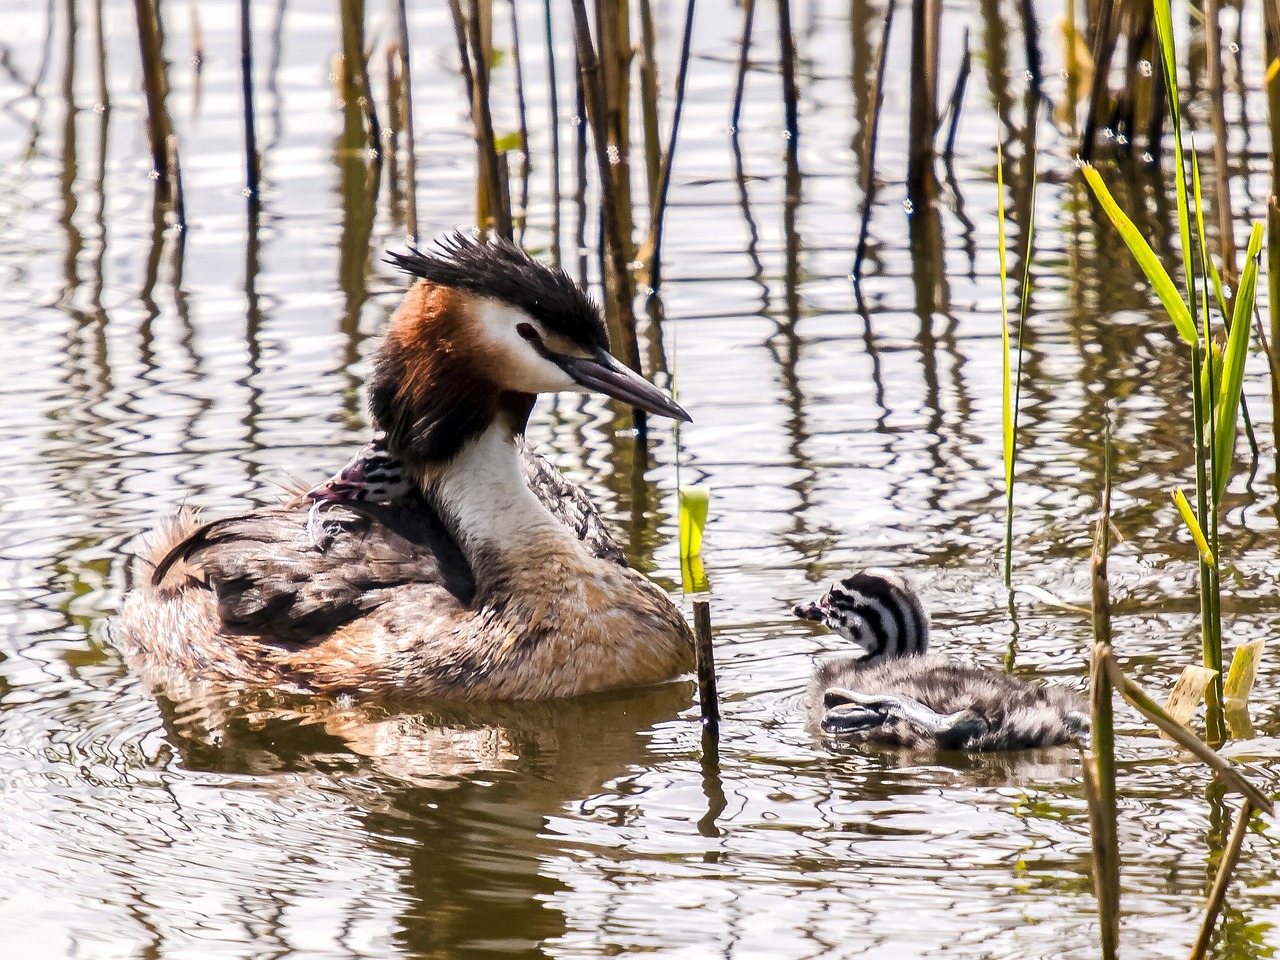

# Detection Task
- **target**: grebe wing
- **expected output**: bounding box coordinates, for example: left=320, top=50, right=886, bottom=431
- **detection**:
left=517, top=439, right=626, bottom=566
left=149, top=499, right=474, bottom=644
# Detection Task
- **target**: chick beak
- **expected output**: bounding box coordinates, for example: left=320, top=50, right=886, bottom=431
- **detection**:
left=793, top=592, right=831, bottom=623
left=555, top=348, right=691, bottom=422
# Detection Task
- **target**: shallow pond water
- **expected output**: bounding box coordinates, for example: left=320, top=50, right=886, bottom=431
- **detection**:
left=3, top=0, right=1280, bottom=957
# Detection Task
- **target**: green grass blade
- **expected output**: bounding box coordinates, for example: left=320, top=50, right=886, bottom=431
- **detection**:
left=1213, top=221, right=1264, bottom=502
left=1081, top=164, right=1197, bottom=344
left=1152, top=0, right=1195, bottom=300
left=1172, top=487, right=1216, bottom=566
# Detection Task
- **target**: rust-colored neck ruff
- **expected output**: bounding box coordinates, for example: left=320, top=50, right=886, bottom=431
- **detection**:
left=369, top=283, right=508, bottom=467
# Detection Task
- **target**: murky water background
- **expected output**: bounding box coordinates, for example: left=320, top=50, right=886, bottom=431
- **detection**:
left=3, top=0, right=1280, bottom=956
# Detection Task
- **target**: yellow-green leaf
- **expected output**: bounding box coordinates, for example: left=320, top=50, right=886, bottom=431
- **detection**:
left=1081, top=164, right=1197, bottom=344
left=493, top=131, right=522, bottom=153
left=1172, top=487, right=1216, bottom=566
left=679, top=485, right=710, bottom=560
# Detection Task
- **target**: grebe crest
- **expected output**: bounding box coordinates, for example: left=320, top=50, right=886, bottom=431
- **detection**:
left=795, top=570, right=1088, bottom=752
left=115, top=234, right=695, bottom=701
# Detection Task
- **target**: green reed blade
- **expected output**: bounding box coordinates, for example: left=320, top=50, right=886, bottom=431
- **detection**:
left=997, top=142, right=1015, bottom=584
left=1172, top=488, right=1216, bottom=566
left=1191, top=147, right=1230, bottom=323
left=1081, top=164, right=1197, bottom=344
left=1213, top=222, right=1264, bottom=502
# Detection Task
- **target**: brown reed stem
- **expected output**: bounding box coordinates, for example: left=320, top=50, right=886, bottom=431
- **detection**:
left=568, top=0, right=641, bottom=387
left=509, top=0, right=531, bottom=242
left=239, top=0, right=260, bottom=206
left=941, top=26, right=971, bottom=163
left=1080, top=0, right=1116, bottom=162
left=394, top=0, right=418, bottom=247
left=906, top=0, right=940, bottom=204
left=133, top=0, right=173, bottom=194
left=730, top=0, right=756, bottom=135
left=637, top=0, right=663, bottom=210
left=693, top=600, right=719, bottom=728
left=464, top=0, right=512, bottom=239
left=852, top=0, right=895, bottom=287
left=540, top=0, right=562, bottom=264
left=1203, top=0, right=1237, bottom=286
left=778, top=0, right=800, bottom=142
left=166, top=134, right=186, bottom=230
left=643, top=0, right=697, bottom=287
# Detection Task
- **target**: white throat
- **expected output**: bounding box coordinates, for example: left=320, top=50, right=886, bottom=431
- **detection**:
left=430, top=422, right=565, bottom=553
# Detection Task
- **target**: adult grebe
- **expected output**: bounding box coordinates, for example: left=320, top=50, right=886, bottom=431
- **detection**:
left=794, top=570, right=1088, bottom=751
left=114, top=235, right=695, bottom=700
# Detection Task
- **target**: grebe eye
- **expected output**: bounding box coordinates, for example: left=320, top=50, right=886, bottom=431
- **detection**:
left=516, top=322, right=539, bottom=342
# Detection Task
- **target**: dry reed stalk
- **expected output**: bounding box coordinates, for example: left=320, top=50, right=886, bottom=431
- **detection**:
left=542, top=0, right=562, bottom=264
left=1203, top=0, right=1237, bottom=287
left=568, top=0, right=642, bottom=384
left=165, top=134, right=186, bottom=230
left=778, top=0, right=800, bottom=142
left=239, top=0, right=259, bottom=206
left=133, top=0, right=174, bottom=193
left=941, top=26, right=971, bottom=162
left=394, top=0, right=419, bottom=247
left=597, top=0, right=636, bottom=260
left=509, top=0, right=531, bottom=242
left=852, top=0, right=896, bottom=287
left=693, top=600, right=719, bottom=729
left=1080, top=0, right=1116, bottom=162
left=642, top=0, right=697, bottom=286
left=1015, top=0, right=1042, bottom=92
left=463, top=0, right=512, bottom=239
left=338, top=0, right=381, bottom=156
left=637, top=0, right=663, bottom=208
left=730, top=0, right=756, bottom=135
left=906, top=0, right=941, bottom=204
left=93, top=0, right=110, bottom=112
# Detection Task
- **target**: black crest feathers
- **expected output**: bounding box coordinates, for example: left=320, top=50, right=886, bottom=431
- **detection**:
left=386, top=234, right=609, bottom=352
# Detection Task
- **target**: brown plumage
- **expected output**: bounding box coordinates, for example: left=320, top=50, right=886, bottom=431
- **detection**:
left=113, top=235, right=695, bottom=700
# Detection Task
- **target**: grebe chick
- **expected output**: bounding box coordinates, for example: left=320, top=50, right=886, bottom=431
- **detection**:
left=305, top=430, right=625, bottom=565
left=794, top=570, right=1088, bottom=751
left=114, top=234, right=695, bottom=701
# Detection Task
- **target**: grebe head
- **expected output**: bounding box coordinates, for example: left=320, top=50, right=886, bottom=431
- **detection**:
left=373, top=235, right=688, bottom=468
left=793, top=569, right=930, bottom=660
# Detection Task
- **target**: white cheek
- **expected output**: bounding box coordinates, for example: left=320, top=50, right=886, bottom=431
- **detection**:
left=474, top=300, right=578, bottom=393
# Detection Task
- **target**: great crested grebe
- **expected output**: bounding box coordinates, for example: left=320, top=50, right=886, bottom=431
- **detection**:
left=114, top=234, right=695, bottom=700
left=794, top=570, right=1088, bottom=751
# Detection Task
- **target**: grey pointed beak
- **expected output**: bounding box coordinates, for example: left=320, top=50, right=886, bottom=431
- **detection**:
left=556, top=349, right=691, bottom=422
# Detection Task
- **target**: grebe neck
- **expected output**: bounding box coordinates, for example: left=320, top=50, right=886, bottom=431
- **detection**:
left=425, top=415, right=572, bottom=563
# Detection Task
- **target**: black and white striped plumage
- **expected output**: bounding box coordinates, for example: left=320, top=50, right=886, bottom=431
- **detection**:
left=307, top=430, right=412, bottom=504
left=795, top=570, right=1088, bottom=752
left=307, top=433, right=626, bottom=565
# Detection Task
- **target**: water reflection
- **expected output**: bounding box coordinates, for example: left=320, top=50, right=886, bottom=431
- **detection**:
left=148, top=682, right=696, bottom=957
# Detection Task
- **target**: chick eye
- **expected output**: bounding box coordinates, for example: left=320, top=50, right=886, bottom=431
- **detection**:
left=516, top=322, right=540, bottom=342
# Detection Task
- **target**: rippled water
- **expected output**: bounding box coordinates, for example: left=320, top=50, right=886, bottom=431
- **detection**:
left=3, top=0, right=1280, bottom=956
